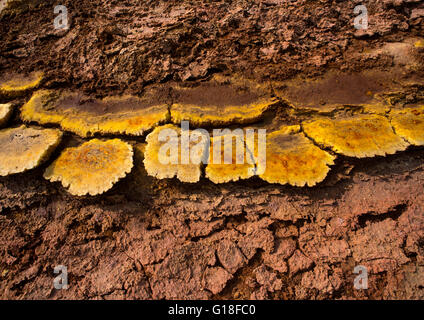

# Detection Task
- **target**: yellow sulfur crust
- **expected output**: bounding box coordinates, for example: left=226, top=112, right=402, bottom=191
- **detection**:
left=0, top=71, right=43, bottom=98
left=360, top=102, right=391, bottom=114
left=248, top=125, right=335, bottom=187
left=44, top=139, right=134, bottom=196
left=205, top=134, right=255, bottom=184
left=143, top=124, right=209, bottom=183
left=414, top=40, right=424, bottom=48
left=302, top=114, right=409, bottom=158
left=0, top=125, right=62, bottom=176
left=0, top=103, right=13, bottom=127
left=390, top=106, right=424, bottom=146
left=21, top=90, right=169, bottom=137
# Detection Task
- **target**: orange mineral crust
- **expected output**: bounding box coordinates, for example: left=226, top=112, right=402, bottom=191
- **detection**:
left=0, top=71, right=43, bottom=98
left=390, top=106, right=424, bottom=146
left=44, top=139, right=134, bottom=196
left=302, top=114, right=409, bottom=158
left=249, top=125, right=336, bottom=187
left=144, top=124, right=209, bottom=183
left=21, top=90, right=169, bottom=137
left=205, top=133, right=256, bottom=184
left=0, top=125, right=62, bottom=176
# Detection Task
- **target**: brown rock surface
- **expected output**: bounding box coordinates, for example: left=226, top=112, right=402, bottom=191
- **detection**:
left=1, top=0, right=424, bottom=301
left=0, top=148, right=423, bottom=299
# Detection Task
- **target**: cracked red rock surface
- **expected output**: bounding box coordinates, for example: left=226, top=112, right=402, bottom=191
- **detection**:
left=1, top=0, right=424, bottom=300
left=0, top=149, right=423, bottom=299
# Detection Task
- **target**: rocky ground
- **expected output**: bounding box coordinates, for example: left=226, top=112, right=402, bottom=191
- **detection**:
left=1, top=0, right=424, bottom=299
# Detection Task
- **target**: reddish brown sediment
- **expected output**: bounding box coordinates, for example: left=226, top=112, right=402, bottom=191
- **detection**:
left=174, top=82, right=263, bottom=108
left=1, top=0, right=424, bottom=301
left=276, top=71, right=393, bottom=104
left=272, top=69, right=424, bottom=112
left=1, top=148, right=424, bottom=299
left=52, top=90, right=168, bottom=115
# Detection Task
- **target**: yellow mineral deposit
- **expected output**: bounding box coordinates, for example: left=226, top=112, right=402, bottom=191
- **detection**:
left=390, top=106, right=424, bottom=146
left=0, top=71, right=43, bottom=98
left=205, top=133, right=256, bottom=184
left=302, top=114, right=409, bottom=158
left=360, top=102, right=391, bottom=115
left=0, top=103, right=13, bottom=127
left=0, top=125, right=62, bottom=176
left=248, top=125, right=335, bottom=187
left=44, top=139, right=134, bottom=196
left=414, top=40, right=424, bottom=48
left=144, top=124, right=209, bottom=183
left=170, top=79, right=277, bottom=126
left=21, top=90, right=169, bottom=137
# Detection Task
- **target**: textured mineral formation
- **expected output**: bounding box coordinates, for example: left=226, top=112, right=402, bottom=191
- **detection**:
left=273, top=71, right=399, bottom=112
left=302, top=114, right=410, bottom=158
left=0, top=71, right=43, bottom=98
left=1, top=0, right=424, bottom=301
left=171, top=77, right=277, bottom=126
left=21, top=90, right=169, bottom=137
left=390, top=106, right=424, bottom=146
left=249, top=125, right=335, bottom=187
left=0, top=103, right=13, bottom=127
left=205, top=133, right=255, bottom=183
left=0, top=125, right=62, bottom=176
left=44, top=139, right=133, bottom=196
left=414, top=39, right=424, bottom=48
left=144, top=124, right=209, bottom=183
